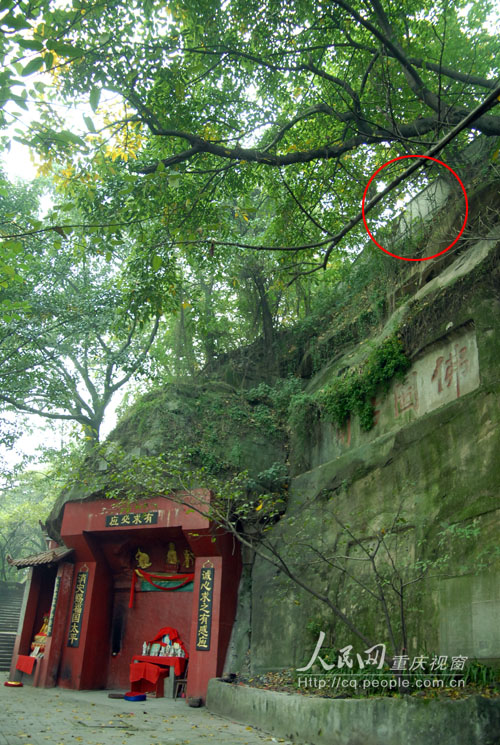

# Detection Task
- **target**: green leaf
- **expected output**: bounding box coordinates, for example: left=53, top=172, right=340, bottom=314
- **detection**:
left=89, top=86, right=101, bottom=113
left=2, top=14, right=31, bottom=31
left=10, top=95, right=29, bottom=111
left=1, top=241, right=23, bottom=253
left=17, top=40, right=44, bottom=52
left=45, top=40, right=85, bottom=57
left=44, top=53, right=54, bottom=70
left=11, top=96, right=29, bottom=112
left=21, top=57, right=45, bottom=76
left=57, top=130, right=85, bottom=146
left=152, top=255, right=162, bottom=271
left=83, top=114, right=96, bottom=133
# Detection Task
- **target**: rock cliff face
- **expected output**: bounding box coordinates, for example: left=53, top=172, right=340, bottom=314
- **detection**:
left=228, top=180, right=500, bottom=674
left=48, top=176, right=500, bottom=675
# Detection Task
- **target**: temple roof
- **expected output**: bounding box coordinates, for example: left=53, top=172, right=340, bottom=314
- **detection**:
left=7, top=546, right=73, bottom=568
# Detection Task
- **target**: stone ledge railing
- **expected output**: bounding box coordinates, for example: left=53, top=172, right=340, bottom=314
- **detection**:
left=206, top=678, right=500, bottom=745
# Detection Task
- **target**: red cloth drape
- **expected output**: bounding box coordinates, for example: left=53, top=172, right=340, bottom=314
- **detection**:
left=129, top=570, right=194, bottom=608
left=148, top=626, right=188, bottom=658
left=131, top=655, right=186, bottom=677
left=140, top=572, right=194, bottom=592
left=129, top=662, right=162, bottom=685
left=16, top=655, right=36, bottom=675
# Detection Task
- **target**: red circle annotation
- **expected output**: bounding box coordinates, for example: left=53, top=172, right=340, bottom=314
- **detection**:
left=361, top=155, right=468, bottom=262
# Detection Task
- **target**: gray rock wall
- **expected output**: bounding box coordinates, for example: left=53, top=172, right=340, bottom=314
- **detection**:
left=237, top=224, right=500, bottom=675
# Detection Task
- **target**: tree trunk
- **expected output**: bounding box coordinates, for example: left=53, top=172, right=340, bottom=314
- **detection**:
left=251, top=269, right=276, bottom=368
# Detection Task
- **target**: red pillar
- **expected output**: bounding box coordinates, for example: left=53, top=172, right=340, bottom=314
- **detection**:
left=38, top=562, right=74, bottom=688
left=186, top=548, right=240, bottom=702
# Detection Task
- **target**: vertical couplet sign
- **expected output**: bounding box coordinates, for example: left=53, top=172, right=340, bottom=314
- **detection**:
left=67, top=568, right=89, bottom=647
left=46, top=575, right=61, bottom=637
left=196, top=566, right=214, bottom=651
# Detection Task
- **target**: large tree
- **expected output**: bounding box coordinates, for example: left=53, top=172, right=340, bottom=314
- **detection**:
left=0, top=182, right=173, bottom=446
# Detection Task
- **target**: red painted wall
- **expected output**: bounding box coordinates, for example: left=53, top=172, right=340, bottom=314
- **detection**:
left=107, top=587, right=193, bottom=689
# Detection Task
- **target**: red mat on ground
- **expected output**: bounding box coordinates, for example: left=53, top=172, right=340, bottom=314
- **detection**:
left=16, top=655, right=36, bottom=675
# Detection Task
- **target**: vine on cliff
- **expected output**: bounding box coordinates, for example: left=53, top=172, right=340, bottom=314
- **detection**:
left=319, top=336, right=410, bottom=430
left=288, top=335, right=410, bottom=434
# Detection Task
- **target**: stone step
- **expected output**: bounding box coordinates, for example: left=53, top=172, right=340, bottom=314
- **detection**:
left=0, top=633, right=16, bottom=670
left=0, top=590, right=24, bottom=668
left=0, top=622, right=20, bottom=631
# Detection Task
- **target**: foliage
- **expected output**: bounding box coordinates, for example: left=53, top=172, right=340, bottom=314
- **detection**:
left=284, top=494, right=500, bottom=666
left=461, top=660, right=498, bottom=687
left=2, top=1, right=496, bottom=398
left=91, top=442, right=286, bottom=540
left=0, top=470, right=52, bottom=581
left=84, top=427, right=499, bottom=663
left=288, top=392, right=321, bottom=439
left=416, top=518, right=500, bottom=575
left=0, top=168, right=41, bottom=320
left=2, top=0, right=500, bottom=281
left=319, top=335, right=411, bottom=430
left=0, top=0, right=498, bottom=676
left=0, top=177, right=167, bottom=447
left=247, top=377, right=304, bottom=417
left=283, top=334, right=410, bottom=439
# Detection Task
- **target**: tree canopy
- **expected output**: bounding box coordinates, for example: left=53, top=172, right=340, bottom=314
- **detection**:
left=0, top=0, right=498, bottom=449
left=1, top=0, right=499, bottom=279
left=0, top=182, right=167, bottom=445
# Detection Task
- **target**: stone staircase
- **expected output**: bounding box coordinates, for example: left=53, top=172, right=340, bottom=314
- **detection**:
left=0, top=583, right=24, bottom=670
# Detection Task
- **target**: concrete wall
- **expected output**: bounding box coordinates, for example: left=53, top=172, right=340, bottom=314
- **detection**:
left=393, top=177, right=451, bottom=246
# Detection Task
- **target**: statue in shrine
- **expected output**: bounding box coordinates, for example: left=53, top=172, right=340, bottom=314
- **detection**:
left=183, top=549, right=194, bottom=568
left=31, top=612, right=50, bottom=654
left=166, top=542, right=178, bottom=566
left=135, top=548, right=152, bottom=569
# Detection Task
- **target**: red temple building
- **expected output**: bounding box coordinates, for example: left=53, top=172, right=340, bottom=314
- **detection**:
left=8, top=490, right=241, bottom=702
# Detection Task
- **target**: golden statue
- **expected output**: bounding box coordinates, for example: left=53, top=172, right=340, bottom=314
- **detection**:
left=135, top=548, right=152, bottom=569
left=183, top=549, right=194, bottom=568
left=31, top=613, right=49, bottom=652
left=166, top=542, right=178, bottom=566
